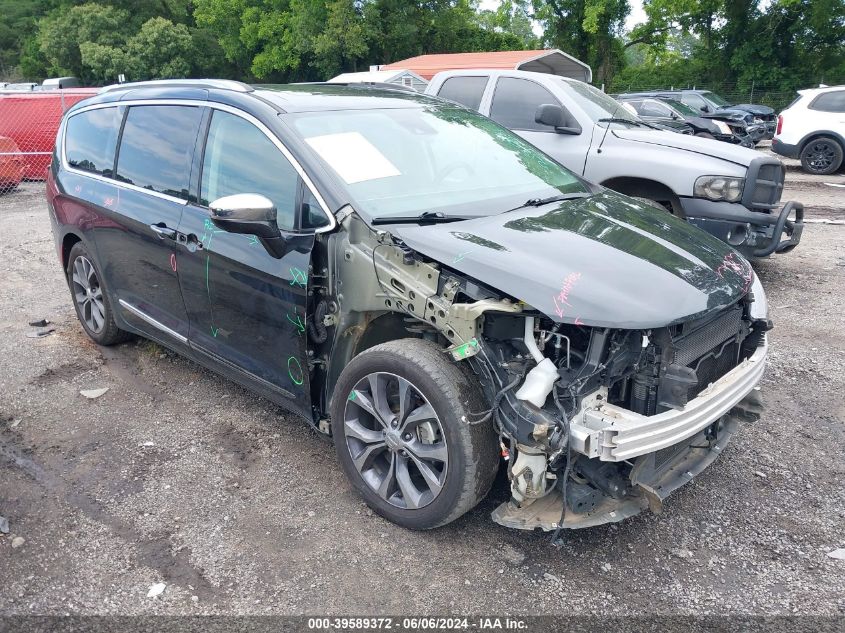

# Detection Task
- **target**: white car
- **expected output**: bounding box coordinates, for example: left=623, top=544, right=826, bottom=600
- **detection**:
left=772, top=85, right=845, bottom=175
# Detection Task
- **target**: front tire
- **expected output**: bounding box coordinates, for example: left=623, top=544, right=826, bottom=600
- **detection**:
left=330, top=339, right=499, bottom=529
left=66, top=242, right=132, bottom=346
left=800, top=136, right=843, bottom=175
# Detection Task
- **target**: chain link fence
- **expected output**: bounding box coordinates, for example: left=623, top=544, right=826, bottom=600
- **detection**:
left=0, top=88, right=97, bottom=191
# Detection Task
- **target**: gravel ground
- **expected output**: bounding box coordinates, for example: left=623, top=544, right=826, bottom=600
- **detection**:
left=1, top=163, right=843, bottom=617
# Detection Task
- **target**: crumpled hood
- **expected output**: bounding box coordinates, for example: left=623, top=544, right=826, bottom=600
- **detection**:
left=719, top=103, right=774, bottom=116
left=611, top=127, right=758, bottom=166
left=392, top=192, right=754, bottom=329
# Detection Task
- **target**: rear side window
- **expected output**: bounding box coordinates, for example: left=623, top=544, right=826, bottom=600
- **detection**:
left=809, top=91, right=845, bottom=113
left=200, top=110, right=300, bottom=231
left=65, top=107, right=122, bottom=176
left=437, top=76, right=488, bottom=111
left=116, top=105, right=202, bottom=199
left=490, top=78, right=560, bottom=131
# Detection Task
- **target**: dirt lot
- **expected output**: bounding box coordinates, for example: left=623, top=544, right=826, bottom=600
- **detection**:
left=1, top=157, right=844, bottom=616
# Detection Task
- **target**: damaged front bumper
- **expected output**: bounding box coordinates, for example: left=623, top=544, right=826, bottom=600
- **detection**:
left=571, top=341, right=767, bottom=461
left=492, top=342, right=767, bottom=531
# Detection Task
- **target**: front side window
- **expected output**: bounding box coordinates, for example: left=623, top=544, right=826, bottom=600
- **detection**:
left=65, top=107, right=123, bottom=176
left=701, top=91, right=729, bottom=107
left=810, top=91, right=845, bottom=113
left=437, top=76, right=489, bottom=111
left=200, top=110, right=299, bottom=231
left=681, top=93, right=708, bottom=111
left=289, top=106, right=587, bottom=220
left=553, top=78, right=639, bottom=124
left=662, top=99, right=699, bottom=117
left=116, top=105, right=202, bottom=199
left=490, top=78, right=560, bottom=131
left=640, top=100, right=673, bottom=117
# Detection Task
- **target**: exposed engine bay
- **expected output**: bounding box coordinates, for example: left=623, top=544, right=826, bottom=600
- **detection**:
left=313, top=213, right=770, bottom=531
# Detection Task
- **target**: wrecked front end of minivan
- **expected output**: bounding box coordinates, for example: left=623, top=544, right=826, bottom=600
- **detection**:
left=327, top=191, right=770, bottom=531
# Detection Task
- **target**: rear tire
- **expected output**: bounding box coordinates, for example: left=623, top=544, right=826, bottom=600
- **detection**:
left=800, top=136, right=843, bottom=175
left=66, top=242, right=132, bottom=346
left=330, top=339, right=499, bottom=529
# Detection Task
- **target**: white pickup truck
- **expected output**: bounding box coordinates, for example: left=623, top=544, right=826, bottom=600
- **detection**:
left=425, top=69, right=803, bottom=258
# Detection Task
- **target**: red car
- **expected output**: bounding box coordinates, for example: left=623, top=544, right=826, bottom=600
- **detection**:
left=0, top=135, right=26, bottom=192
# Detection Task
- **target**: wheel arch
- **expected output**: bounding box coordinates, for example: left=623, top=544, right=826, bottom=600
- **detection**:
left=601, top=176, right=682, bottom=214
left=322, top=309, right=441, bottom=417
left=798, top=130, right=845, bottom=153
left=61, top=231, right=83, bottom=272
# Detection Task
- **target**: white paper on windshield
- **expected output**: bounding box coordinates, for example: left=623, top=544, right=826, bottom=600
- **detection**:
left=305, top=132, right=401, bottom=184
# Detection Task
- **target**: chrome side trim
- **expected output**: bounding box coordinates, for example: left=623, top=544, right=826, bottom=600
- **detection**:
left=62, top=100, right=337, bottom=233
left=572, top=342, right=768, bottom=462
left=118, top=299, right=187, bottom=344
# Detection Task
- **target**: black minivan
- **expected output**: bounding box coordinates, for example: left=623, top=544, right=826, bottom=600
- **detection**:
left=48, top=80, right=770, bottom=533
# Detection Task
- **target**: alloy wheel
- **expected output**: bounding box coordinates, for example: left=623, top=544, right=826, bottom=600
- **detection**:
left=343, top=372, right=448, bottom=509
left=71, top=256, right=106, bottom=333
left=806, top=141, right=836, bottom=171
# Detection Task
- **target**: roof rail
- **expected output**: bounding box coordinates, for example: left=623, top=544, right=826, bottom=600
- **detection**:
left=99, top=79, right=254, bottom=94
left=294, top=81, right=417, bottom=93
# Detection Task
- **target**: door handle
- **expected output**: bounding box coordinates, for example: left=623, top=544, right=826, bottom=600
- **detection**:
left=150, top=223, right=177, bottom=240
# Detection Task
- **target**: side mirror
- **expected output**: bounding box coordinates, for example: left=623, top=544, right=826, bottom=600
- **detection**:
left=209, top=193, right=280, bottom=238
left=671, top=112, right=680, bottom=120
left=209, top=193, right=290, bottom=259
left=535, top=103, right=581, bottom=135
left=700, top=105, right=710, bottom=113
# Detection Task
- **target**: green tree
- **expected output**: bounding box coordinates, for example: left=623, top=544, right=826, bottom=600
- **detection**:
left=313, top=0, right=369, bottom=76
left=125, top=16, right=194, bottom=80
left=533, top=0, right=630, bottom=85
left=478, top=0, right=542, bottom=49
left=37, top=3, right=132, bottom=80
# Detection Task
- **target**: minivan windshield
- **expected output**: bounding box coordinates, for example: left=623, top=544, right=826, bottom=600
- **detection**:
left=287, top=106, right=588, bottom=220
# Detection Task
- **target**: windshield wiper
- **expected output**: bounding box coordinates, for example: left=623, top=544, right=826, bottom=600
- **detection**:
left=502, top=191, right=592, bottom=214
left=370, top=211, right=470, bottom=226
left=598, top=117, right=646, bottom=127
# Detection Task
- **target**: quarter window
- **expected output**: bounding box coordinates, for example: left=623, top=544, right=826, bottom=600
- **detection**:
left=65, top=107, right=122, bottom=176
left=490, top=78, right=560, bottom=131
left=115, top=105, right=202, bottom=199
left=200, top=110, right=299, bottom=231
left=437, top=76, right=489, bottom=111
left=809, top=91, right=845, bottom=113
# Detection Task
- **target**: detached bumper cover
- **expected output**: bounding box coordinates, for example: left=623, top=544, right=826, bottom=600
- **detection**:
left=571, top=342, right=767, bottom=462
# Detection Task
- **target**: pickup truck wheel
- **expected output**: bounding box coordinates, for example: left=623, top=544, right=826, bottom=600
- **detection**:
left=66, top=242, right=132, bottom=346
left=800, top=137, right=843, bottom=175
left=330, top=339, right=499, bottom=530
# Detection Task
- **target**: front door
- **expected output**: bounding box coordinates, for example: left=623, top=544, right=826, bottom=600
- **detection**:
left=176, top=108, right=316, bottom=414
left=486, top=76, right=591, bottom=175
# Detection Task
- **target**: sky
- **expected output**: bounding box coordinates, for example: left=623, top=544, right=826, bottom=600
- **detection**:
left=478, top=0, right=648, bottom=35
